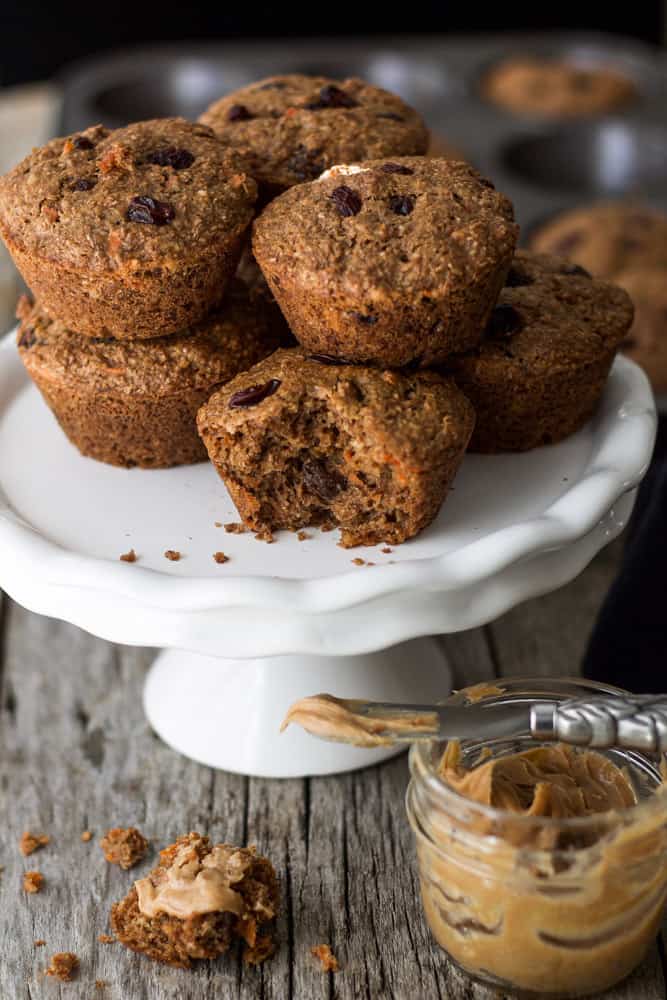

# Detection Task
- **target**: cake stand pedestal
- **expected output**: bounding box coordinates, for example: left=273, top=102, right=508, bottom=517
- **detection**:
left=0, top=333, right=655, bottom=777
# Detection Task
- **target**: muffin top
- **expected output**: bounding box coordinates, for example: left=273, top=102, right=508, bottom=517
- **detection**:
left=200, top=75, right=429, bottom=191
left=446, top=250, right=634, bottom=376
left=252, top=158, right=517, bottom=300
left=0, top=118, right=257, bottom=273
left=530, top=201, right=667, bottom=279
left=481, top=57, right=637, bottom=117
left=16, top=279, right=280, bottom=396
left=199, top=347, right=475, bottom=470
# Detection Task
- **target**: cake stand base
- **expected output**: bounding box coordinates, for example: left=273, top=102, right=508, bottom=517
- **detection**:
left=143, top=637, right=451, bottom=778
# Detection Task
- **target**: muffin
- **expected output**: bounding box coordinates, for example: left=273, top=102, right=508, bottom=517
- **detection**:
left=199, top=74, right=428, bottom=198
left=0, top=118, right=257, bottom=339
left=17, top=280, right=281, bottom=468
left=481, top=57, right=637, bottom=118
left=529, top=202, right=667, bottom=278
left=252, top=158, right=518, bottom=368
left=111, top=833, right=279, bottom=968
left=445, top=251, right=634, bottom=452
left=614, top=269, right=667, bottom=393
left=197, top=348, right=475, bottom=547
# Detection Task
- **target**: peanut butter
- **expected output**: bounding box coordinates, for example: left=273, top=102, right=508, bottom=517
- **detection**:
left=410, top=740, right=667, bottom=996
left=281, top=693, right=438, bottom=747
left=135, top=839, right=252, bottom=919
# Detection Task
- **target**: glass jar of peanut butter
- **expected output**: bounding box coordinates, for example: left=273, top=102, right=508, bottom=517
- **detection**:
left=406, top=678, right=667, bottom=998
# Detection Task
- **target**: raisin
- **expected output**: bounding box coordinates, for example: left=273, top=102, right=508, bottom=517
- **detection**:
left=305, top=84, right=358, bottom=110
left=380, top=162, right=414, bottom=175
left=18, top=327, right=37, bottom=349
left=126, top=196, right=175, bottom=226
left=72, top=178, right=96, bottom=191
left=377, top=112, right=404, bottom=121
left=351, top=312, right=378, bottom=325
left=485, top=304, right=523, bottom=339
left=505, top=266, right=533, bottom=288
left=309, top=353, right=355, bottom=366
left=561, top=263, right=592, bottom=279
left=389, top=195, right=414, bottom=216
left=227, top=104, right=253, bottom=122
left=72, top=135, right=94, bottom=150
left=302, top=459, right=347, bottom=501
left=331, top=186, right=362, bottom=217
left=287, top=144, right=324, bottom=181
left=146, top=146, right=194, bottom=170
left=229, top=379, right=281, bottom=408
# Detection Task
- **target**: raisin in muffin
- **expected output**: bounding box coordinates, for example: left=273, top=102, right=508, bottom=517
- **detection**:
left=0, top=119, right=257, bottom=339
left=252, top=158, right=518, bottom=368
left=529, top=201, right=667, bottom=280
left=613, top=269, right=667, bottom=393
left=199, top=74, right=428, bottom=199
left=445, top=251, right=634, bottom=452
left=111, top=833, right=279, bottom=968
left=17, top=280, right=281, bottom=468
left=197, top=348, right=475, bottom=547
left=481, top=57, right=637, bottom=118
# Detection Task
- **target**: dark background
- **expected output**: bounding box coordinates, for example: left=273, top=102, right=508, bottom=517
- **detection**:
left=0, top=3, right=664, bottom=87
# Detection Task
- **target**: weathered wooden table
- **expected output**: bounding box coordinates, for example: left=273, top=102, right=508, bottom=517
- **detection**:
left=0, top=536, right=664, bottom=1000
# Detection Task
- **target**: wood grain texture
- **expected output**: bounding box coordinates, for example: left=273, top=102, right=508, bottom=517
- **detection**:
left=0, top=543, right=665, bottom=1000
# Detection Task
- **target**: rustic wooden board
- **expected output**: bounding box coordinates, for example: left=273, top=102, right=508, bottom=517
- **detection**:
left=0, top=543, right=665, bottom=999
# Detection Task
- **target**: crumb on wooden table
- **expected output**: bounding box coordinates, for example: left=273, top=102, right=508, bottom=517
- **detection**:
left=34, top=939, right=46, bottom=947
left=19, top=831, right=49, bottom=856
left=98, top=933, right=115, bottom=944
left=297, top=530, right=311, bottom=541
left=224, top=522, right=246, bottom=534
left=213, top=551, right=229, bottom=564
left=100, top=827, right=149, bottom=870
left=46, top=952, right=79, bottom=982
left=81, top=831, right=93, bottom=843
left=23, top=870, right=44, bottom=893
left=119, top=549, right=137, bottom=563
left=164, top=550, right=181, bottom=561
left=311, top=943, right=340, bottom=972
left=95, top=980, right=107, bottom=990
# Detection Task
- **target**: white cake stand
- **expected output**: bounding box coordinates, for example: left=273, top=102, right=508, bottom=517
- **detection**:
left=0, top=331, right=656, bottom=777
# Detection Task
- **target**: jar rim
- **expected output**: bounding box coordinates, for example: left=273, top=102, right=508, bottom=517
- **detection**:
left=409, top=675, right=667, bottom=832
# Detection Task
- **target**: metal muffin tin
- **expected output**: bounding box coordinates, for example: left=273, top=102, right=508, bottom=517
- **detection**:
left=58, top=31, right=667, bottom=240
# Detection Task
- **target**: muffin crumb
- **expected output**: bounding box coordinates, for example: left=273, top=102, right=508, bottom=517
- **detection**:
left=81, top=831, right=93, bottom=843
left=95, top=981, right=107, bottom=991
left=46, top=952, right=79, bottom=982
left=34, top=939, right=46, bottom=947
left=100, top=827, right=149, bottom=870
left=164, top=550, right=181, bottom=562
left=352, top=558, right=365, bottom=566
left=23, top=870, right=44, bottom=894
left=214, top=521, right=223, bottom=528
left=381, top=547, right=392, bottom=554
left=98, top=933, right=115, bottom=944
left=213, top=551, right=229, bottom=564
left=119, top=549, right=137, bottom=563
left=224, top=522, right=246, bottom=533
left=244, top=933, right=276, bottom=966
left=311, top=943, right=340, bottom=972
left=297, top=530, right=311, bottom=541
left=20, top=831, right=49, bottom=856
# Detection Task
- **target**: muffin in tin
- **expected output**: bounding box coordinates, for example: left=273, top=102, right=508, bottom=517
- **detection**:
left=0, top=118, right=257, bottom=340
left=200, top=74, right=429, bottom=199
left=252, top=158, right=518, bottom=368
left=17, top=280, right=282, bottom=469
left=197, top=348, right=475, bottom=547
left=445, top=251, right=634, bottom=452
left=481, top=57, right=637, bottom=118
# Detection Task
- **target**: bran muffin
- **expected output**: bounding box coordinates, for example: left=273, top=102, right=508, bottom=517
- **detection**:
left=445, top=251, right=634, bottom=452
left=252, top=158, right=518, bottom=368
left=613, top=268, right=667, bottom=393
left=111, top=833, right=279, bottom=968
left=197, top=348, right=475, bottom=547
left=481, top=57, right=637, bottom=118
left=529, top=202, right=667, bottom=279
left=17, top=279, right=282, bottom=468
left=199, top=74, right=428, bottom=199
left=0, top=118, right=257, bottom=339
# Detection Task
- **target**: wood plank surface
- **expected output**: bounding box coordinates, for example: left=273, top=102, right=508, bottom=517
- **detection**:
left=0, top=542, right=664, bottom=1000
